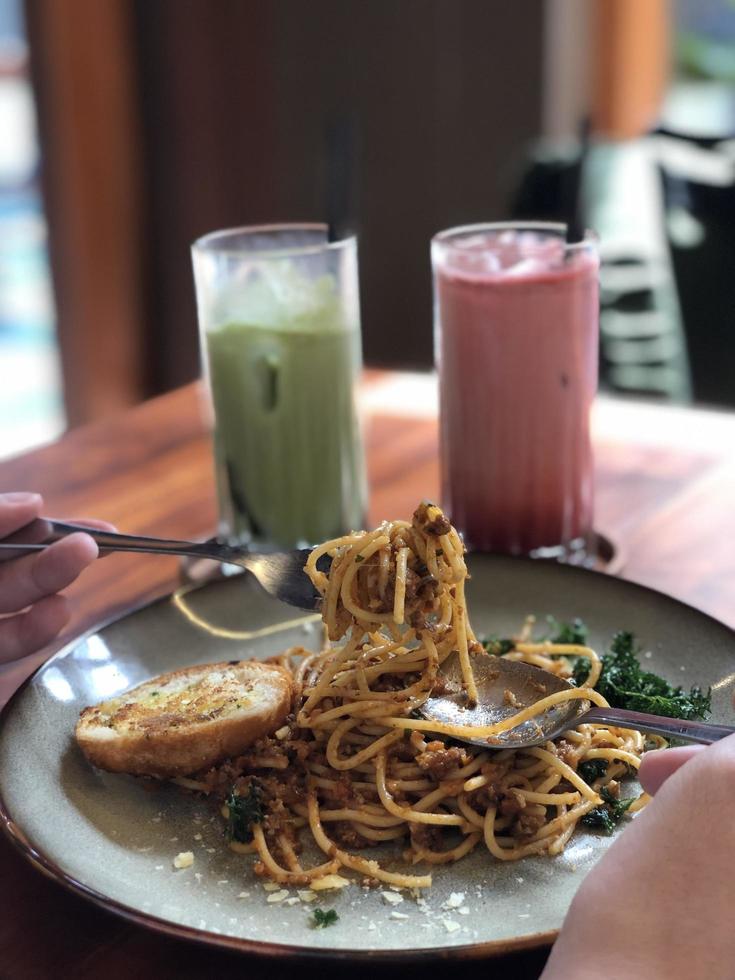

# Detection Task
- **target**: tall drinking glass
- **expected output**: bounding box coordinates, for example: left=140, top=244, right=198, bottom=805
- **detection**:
left=192, top=224, right=366, bottom=549
left=432, top=222, right=599, bottom=560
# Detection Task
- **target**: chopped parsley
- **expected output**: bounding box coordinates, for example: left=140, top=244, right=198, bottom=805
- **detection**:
left=225, top=781, right=264, bottom=843
left=312, top=908, right=339, bottom=928
left=573, top=631, right=711, bottom=720
left=582, top=786, right=636, bottom=835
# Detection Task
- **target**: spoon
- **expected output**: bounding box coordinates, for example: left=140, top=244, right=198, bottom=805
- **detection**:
left=421, top=653, right=735, bottom=749
left=0, top=519, right=324, bottom=611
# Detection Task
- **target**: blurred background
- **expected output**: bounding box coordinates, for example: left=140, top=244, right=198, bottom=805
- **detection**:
left=0, top=0, right=733, bottom=459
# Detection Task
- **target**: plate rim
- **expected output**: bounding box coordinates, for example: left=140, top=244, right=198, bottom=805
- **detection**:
left=2, top=557, right=733, bottom=960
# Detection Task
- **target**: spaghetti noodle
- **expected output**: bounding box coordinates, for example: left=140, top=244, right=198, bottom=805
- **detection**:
left=206, top=503, right=648, bottom=889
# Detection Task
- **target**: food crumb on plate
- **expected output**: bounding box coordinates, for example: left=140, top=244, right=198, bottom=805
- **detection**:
left=390, top=911, right=409, bottom=920
left=298, top=889, right=317, bottom=903
left=310, top=874, right=350, bottom=891
left=442, top=892, right=465, bottom=909
left=266, top=890, right=289, bottom=904
left=173, top=851, right=194, bottom=870
left=442, top=919, right=461, bottom=933
left=381, top=891, right=403, bottom=906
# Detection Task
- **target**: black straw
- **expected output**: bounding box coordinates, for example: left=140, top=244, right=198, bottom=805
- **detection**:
left=565, top=117, right=591, bottom=245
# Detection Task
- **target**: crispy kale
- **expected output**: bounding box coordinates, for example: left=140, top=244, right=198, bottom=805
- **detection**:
left=482, top=636, right=515, bottom=656
left=577, top=758, right=608, bottom=784
left=574, top=631, right=711, bottom=720
left=572, top=657, right=594, bottom=687
left=312, top=908, right=339, bottom=928
left=545, top=617, right=591, bottom=681
left=546, top=616, right=589, bottom=646
left=482, top=620, right=711, bottom=720
left=582, top=786, right=636, bottom=835
left=482, top=618, right=588, bottom=656
left=225, top=781, right=264, bottom=843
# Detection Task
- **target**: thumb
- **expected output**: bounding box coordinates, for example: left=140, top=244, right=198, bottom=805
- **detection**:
left=638, top=745, right=707, bottom=795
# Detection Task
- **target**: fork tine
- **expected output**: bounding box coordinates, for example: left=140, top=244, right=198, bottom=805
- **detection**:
left=240, top=549, right=324, bottom=610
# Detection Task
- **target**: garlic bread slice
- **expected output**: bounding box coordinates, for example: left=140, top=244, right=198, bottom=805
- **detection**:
left=75, top=660, right=293, bottom=777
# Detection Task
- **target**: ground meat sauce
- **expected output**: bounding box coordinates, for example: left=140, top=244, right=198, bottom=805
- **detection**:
left=370, top=564, right=442, bottom=620
left=516, top=810, right=547, bottom=836
left=413, top=502, right=452, bottom=538
left=415, top=740, right=468, bottom=778
left=556, top=738, right=579, bottom=767
left=409, top=822, right=444, bottom=852
left=330, top=822, right=370, bottom=850
left=498, top=787, right=527, bottom=817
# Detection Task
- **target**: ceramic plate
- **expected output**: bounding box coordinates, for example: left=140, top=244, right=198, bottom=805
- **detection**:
left=1, top=557, right=734, bottom=960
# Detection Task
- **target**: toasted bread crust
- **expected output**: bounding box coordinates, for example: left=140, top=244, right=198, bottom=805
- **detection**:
left=75, top=660, right=293, bottom=777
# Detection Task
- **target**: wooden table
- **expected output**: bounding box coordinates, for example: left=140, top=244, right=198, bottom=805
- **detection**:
left=2, top=371, right=734, bottom=979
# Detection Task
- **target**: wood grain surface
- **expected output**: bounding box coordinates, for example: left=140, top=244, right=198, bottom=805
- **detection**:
left=1, top=371, right=734, bottom=979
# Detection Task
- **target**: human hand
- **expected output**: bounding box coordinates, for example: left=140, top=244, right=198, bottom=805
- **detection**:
left=637, top=743, right=706, bottom=794
left=0, top=492, right=104, bottom=664
left=541, top=735, right=735, bottom=980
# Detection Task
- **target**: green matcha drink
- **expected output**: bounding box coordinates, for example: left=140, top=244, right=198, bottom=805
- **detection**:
left=207, top=318, right=364, bottom=546
left=193, top=226, right=366, bottom=548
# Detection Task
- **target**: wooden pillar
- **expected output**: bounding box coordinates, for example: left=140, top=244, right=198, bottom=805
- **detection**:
left=591, top=0, right=672, bottom=139
left=25, top=0, right=146, bottom=427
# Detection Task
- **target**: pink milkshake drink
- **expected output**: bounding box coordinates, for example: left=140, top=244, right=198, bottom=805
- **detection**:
left=432, top=223, right=599, bottom=558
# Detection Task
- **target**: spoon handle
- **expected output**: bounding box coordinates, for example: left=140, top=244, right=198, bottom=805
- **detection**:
left=581, top=706, right=735, bottom=745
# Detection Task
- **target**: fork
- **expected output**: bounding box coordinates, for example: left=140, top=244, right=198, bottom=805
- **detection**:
left=0, top=519, right=323, bottom=610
